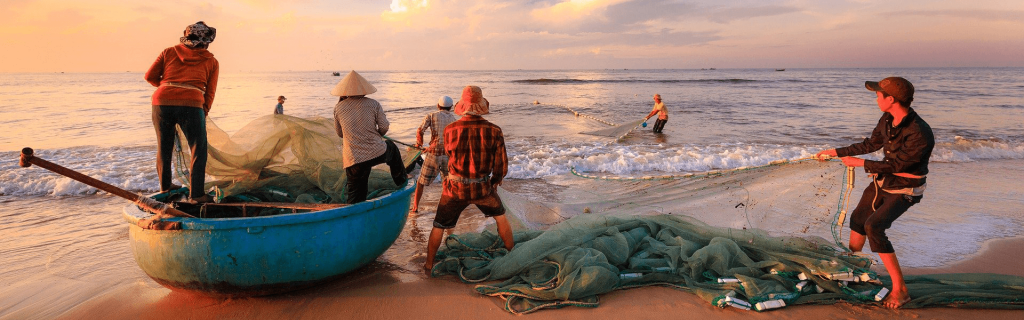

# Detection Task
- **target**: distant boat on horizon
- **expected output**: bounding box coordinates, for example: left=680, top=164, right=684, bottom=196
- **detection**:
left=775, top=69, right=786, bottom=71
left=332, top=72, right=341, bottom=76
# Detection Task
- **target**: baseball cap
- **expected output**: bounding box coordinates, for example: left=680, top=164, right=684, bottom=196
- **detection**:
left=437, top=95, right=453, bottom=108
left=865, top=77, right=914, bottom=105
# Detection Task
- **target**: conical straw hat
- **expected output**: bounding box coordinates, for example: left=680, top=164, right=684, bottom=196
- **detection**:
left=330, top=70, right=377, bottom=97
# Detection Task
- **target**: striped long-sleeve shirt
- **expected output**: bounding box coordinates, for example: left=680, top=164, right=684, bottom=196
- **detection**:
left=333, top=97, right=389, bottom=168
left=442, top=115, right=508, bottom=200
left=417, top=109, right=458, bottom=154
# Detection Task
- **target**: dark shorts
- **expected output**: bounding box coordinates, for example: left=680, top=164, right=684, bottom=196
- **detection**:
left=433, top=191, right=505, bottom=229
left=849, top=183, right=922, bottom=254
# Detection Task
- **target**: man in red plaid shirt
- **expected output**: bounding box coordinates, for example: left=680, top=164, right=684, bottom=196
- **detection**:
left=423, top=86, right=515, bottom=274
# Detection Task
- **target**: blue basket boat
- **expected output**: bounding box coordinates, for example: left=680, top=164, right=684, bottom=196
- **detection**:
left=121, top=181, right=414, bottom=297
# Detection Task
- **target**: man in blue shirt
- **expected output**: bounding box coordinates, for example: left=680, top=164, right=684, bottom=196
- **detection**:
left=274, top=96, right=286, bottom=115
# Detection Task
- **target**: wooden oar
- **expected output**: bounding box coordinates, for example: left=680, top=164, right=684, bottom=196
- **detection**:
left=383, top=135, right=425, bottom=151
left=19, top=147, right=195, bottom=219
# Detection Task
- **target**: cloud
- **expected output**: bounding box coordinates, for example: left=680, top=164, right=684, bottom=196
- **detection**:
left=705, top=5, right=800, bottom=24
left=1, top=0, right=1022, bottom=72
left=390, top=0, right=428, bottom=13
left=887, top=9, right=1024, bottom=23
left=530, top=0, right=631, bottom=26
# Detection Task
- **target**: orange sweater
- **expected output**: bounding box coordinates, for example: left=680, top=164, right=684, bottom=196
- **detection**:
left=145, top=44, right=219, bottom=112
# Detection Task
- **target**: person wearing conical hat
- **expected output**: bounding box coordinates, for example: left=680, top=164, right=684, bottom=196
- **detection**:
left=332, top=70, right=408, bottom=204
left=145, top=21, right=219, bottom=203
left=411, top=95, right=458, bottom=213
left=424, top=86, right=515, bottom=274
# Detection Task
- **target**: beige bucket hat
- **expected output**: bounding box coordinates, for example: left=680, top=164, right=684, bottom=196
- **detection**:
left=330, top=70, right=377, bottom=97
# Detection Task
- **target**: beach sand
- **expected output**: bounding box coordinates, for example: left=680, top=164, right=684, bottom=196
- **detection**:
left=55, top=237, right=1024, bottom=320
left=2, top=160, right=1020, bottom=320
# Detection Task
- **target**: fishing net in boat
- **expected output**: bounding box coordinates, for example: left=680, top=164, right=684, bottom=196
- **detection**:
left=171, top=114, right=419, bottom=211
left=432, top=160, right=1024, bottom=314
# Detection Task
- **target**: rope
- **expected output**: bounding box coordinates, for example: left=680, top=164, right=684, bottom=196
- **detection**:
left=570, top=157, right=824, bottom=181
left=383, top=135, right=425, bottom=150
left=541, top=103, right=619, bottom=126
left=831, top=166, right=856, bottom=250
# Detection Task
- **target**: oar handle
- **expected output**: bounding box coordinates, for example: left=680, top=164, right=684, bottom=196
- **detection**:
left=383, top=135, right=424, bottom=151
left=19, top=147, right=194, bottom=218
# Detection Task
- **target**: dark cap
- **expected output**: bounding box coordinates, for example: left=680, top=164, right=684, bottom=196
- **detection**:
left=278, top=95, right=287, bottom=100
left=865, top=77, right=914, bottom=105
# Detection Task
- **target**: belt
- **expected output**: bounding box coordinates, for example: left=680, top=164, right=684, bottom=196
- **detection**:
left=872, top=174, right=927, bottom=196
left=446, top=174, right=490, bottom=184
left=893, top=172, right=925, bottom=179
left=161, top=82, right=206, bottom=94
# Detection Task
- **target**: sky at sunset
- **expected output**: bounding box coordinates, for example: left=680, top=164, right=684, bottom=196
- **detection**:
left=1, top=0, right=1022, bottom=72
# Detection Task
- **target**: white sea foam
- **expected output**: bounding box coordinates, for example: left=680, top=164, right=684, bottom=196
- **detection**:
left=0, top=147, right=157, bottom=196
left=507, top=137, right=1024, bottom=179
left=2, top=137, right=1021, bottom=196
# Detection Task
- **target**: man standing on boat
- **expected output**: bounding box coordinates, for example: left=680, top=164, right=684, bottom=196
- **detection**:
left=145, top=21, right=219, bottom=203
left=644, top=94, right=668, bottom=134
left=273, top=95, right=286, bottom=115
left=815, top=76, right=934, bottom=309
left=423, top=86, right=515, bottom=274
left=411, top=95, right=458, bottom=213
left=332, top=70, right=407, bottom=204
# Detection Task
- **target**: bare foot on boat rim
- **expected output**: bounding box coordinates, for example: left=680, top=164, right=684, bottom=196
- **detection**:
left=883, top=291, right=911, bottom=309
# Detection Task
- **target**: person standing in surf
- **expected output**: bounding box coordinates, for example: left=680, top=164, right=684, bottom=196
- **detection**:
left=273, top=95, right=286, bottom=115
left=644, top=94, right=668, bottom=134
left=815, top=76, right=934, bottom=309
left=411, top=95, right=458, bottom=213
left=145, top=21, right=219, bottom=203
left=423, top=86, right=515, bottom=274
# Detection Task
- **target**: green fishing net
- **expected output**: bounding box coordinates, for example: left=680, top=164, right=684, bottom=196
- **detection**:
left=431, top=160, right=1024, bottom=314
left=173, top=114, right=419, bottom=206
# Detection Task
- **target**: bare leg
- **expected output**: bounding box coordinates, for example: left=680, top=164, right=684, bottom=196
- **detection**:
left=493, top=215, right=515, bottom=251
left=423, top=227, right=445, bottom=276
left=411, top=183, right=423, bottom=213
left=849, top=230, right=866, bottom=252
left=879, top=252, right=911, bottom=308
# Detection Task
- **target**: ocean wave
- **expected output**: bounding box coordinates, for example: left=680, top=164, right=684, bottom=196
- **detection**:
left=511, top=78, right=772, bottom=85
left=507, top=137, right=1024, bottom=179
left=0, top=146, right=157, bottom=197
left=3, top=137, right=1021, bottom=196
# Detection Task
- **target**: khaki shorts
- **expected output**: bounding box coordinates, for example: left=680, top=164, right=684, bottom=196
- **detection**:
left=417, top=153, right=448, bottom=186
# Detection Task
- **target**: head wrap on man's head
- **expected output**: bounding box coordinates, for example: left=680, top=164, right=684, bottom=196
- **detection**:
left=180, top=21, right=216, bottom=48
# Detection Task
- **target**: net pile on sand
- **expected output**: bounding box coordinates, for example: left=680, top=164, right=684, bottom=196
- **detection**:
left=433, top=160, right=1024, bottom=314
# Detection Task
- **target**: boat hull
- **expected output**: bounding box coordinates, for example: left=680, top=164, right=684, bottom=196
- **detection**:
left=123, top=182, right=414, bottom=297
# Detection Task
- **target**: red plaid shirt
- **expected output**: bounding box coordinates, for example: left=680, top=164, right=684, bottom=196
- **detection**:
left=442, top=115, right=508, bottom=200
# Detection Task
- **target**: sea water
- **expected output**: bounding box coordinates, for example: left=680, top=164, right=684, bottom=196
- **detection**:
left=1, top=68, right=1023, bottom=317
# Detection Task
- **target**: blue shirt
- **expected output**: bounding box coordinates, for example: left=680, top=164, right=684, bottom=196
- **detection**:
left=274, top=103, right=284, bottom=115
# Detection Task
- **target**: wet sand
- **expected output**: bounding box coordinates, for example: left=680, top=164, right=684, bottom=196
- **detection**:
left=56, top=237, right=1024, bottom=320
left=4, top=160, right=1022, bottom=319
